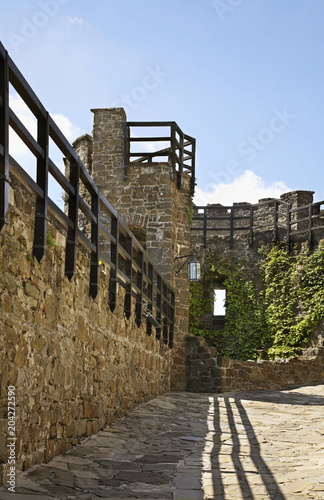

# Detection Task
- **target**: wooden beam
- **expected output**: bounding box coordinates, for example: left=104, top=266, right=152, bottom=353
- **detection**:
left=90, top=190, right=100, bottom=299
left=124, top=235, right=133, bottom=319
left=65, top=158, right=80, bottom=279
left=109, top=216, right=118, bottom=312
left=33, top=112, right=49, bottom=262
left=0, top=48, right=9, bottom=233
left=136, top=251, right=144, bottom=327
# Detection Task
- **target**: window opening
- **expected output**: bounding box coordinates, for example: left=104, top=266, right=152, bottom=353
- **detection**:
left=213, top=289, right=226, bottom=316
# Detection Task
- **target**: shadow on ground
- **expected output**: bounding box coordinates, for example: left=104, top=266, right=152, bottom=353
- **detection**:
left=0, top=385, right=323, bottom=499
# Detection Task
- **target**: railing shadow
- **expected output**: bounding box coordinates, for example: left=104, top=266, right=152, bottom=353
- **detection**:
left=202, top=395, right=286, bottom=499
left=202, top=388, right=324, bottom=499
left=223, top=397, right=255, bottom=499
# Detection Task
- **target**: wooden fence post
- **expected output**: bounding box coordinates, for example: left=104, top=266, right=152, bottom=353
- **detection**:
left=33, top=112, right=49, bottom=262
left=156, top=274, right=162, bottom=340
left=169, top=291, right=175, bottom=348
left=136, top=251, right=143, bottom=327
left=65, top=157, right=80, bottom=279
left=308, top=204, right=313, bottom=248
left=163, top=282, right=169, bottom=345
left=124, top=234, right=133, bottom=319
left=248, top=204, right=254, bottom=246
left=0, top=47, right=9, bottom=233
left=229, top=207, right=234, bottom=248
left=203, top=207, right=207, bottom=248
left=90, top=189, right=100, bottom=299
left=109, top=216, right=118, bottom=312
left=177, top=129, right=184, bottom=190
left=146, top=262, right=154, bottom=336
left=286, top=204, right=291, bottom=252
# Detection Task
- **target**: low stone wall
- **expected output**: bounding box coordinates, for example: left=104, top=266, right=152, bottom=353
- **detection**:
left=186, top=335, right=324, bottom=392
left=0, top=178, right=170, bottom=483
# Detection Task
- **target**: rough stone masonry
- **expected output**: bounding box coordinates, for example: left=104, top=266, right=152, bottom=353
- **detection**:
left=0, top=108, right=194, bottom=484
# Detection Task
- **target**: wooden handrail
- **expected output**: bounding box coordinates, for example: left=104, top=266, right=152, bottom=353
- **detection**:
left=0, top=41, right=175, bottom=344
left=124, top=121, right=196, bottom=194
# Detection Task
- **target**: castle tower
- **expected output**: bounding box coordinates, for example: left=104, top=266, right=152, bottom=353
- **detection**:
left=83, top=107, right=195, bottom=390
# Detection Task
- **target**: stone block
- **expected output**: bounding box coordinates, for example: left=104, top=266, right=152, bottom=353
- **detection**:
left=24, top=281, right=40, bottom=299
left=14, top=346, right=27, bottom=367
left=83, top=401, right=100, bottom=419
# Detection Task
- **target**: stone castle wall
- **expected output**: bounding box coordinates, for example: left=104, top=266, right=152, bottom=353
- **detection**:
left=188, top=190, right=324, bottom=391
left=3, top=100, right=324, bottom=485
left=84, top=108, right=192, bottom=390
left=186, top=335, right=324, bottom=392
left=191, top=190, right=324, bottom=335
left=191, top=190, right=324, bottom=255
left=0, top=176, right=171, bottom=483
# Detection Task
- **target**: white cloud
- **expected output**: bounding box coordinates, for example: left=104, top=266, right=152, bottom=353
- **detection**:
left=10, top=94, right=37, bottom=129
left=67, top=16, right=85, bottom=25
left=143, top=140, right=169, bottom=154
left=9, top=94, right=37, bottom=156
left=8, top=93, right=82, bottom=212
left=9, top=94, right=82, bottom=158
left=194, top=170, right=291, bottom=206
left=51, top=113, right=82, bottom=142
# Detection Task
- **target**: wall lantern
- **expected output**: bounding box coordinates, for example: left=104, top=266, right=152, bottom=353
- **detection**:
left=175, top=254, right=201, bottom=282
left=144, top=310, right=160, bottom=328
left=142, top=304, right=160, bottom=327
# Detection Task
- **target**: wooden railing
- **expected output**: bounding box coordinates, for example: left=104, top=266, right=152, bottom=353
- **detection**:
left=192, top=199, right=324, bottom=249
left=123, top=121, right=196, bottom=194
left=0, top=42, right=175, bottom=347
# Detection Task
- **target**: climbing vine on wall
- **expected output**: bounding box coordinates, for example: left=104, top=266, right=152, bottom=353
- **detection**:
left=189, top=241, right=324, bottom=360
left=262, top=241, right=324, bottom=359
left=188, top=280, right=213, bottom=337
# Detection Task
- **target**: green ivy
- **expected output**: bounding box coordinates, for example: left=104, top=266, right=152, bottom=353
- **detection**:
left=263, top=241, right=324, bottom=358
left=189, top=280, right=213, bottom=336
left=186, top=196, right=195, bottom=226
left=189, top=241, right=324, bottom=360
left=46, top=231, right=56, bottom=247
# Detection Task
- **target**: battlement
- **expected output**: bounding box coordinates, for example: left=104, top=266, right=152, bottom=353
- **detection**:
left=191, top=190, right=324, bottom=251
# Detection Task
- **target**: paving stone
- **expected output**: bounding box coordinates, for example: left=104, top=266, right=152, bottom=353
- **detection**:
left=93, top=459, right=139, bottom=471
left=174, top=476, right=202, bottom=490
left=69, top=470, right=99, bottom=479
left=0, top=494, right=55, bottom=500
left=53, top=456, right=93, bottom=466
left=74, top=477, right=104, bottom=490
left=1, top=385, right=324, bottom=499
left=37, top=484, right=79, bottom=496
left=179, top=436, right=204, bottom=442
left=142, top=463, right=175, bottom=471
left=134, top=453, right=180, bottom=464
left=174, top=490, right=204, bottom=499
left=47, top=469, right=75, bottom=487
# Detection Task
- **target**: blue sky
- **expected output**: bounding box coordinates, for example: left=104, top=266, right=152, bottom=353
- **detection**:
left=1, top=0, right=324, bottom=207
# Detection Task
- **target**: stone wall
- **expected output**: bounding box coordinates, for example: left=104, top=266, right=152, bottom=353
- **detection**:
left=191, top=190, right=324, bottom=336
left=191, top=190, right=324, bottom=254
left=186, top=335, right=324, bottom=392
left=89, top=108, right=192, bottom=390
left=0, top=176, right=171, bottom=483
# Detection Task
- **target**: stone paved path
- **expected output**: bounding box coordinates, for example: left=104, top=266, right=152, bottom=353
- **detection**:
left=1, top=384, right=324, bottom=499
